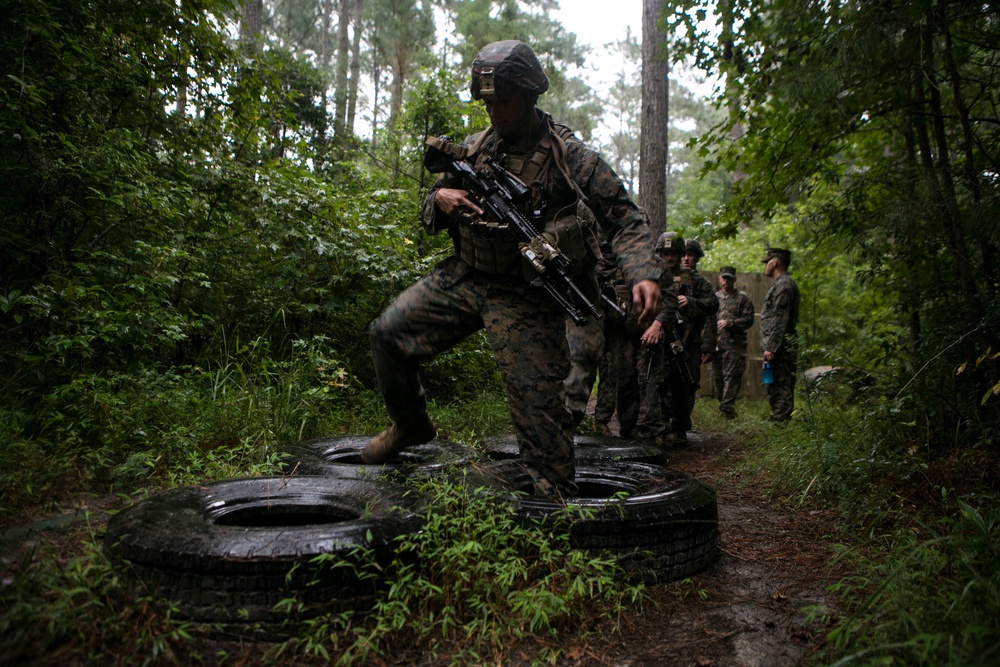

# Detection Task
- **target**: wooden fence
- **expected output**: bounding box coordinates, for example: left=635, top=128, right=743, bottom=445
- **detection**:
left=696, top=270, right=774, bottom=400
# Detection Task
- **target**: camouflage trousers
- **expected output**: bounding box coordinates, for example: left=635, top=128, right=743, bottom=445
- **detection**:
left=767, top=347, right=798, bottom=422
left=641, top=342, right=700, bottom=438
left=636, top=345, right=664, bottom=439
left=369, top=255, right=576, bottom=495
left=592, top=318, right=641, bottom=436
left=711, top=345, right=747, bottom=415
left=564, top=313, right=605, bottom=426
left=593, top=336, right=616, bottom=425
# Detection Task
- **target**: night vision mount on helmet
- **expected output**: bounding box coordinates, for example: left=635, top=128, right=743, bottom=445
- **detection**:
left=656, top=232, right=685, bottom=254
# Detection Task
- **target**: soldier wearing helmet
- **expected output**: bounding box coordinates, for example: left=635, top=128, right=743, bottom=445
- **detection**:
left=639, top=232, right=719, bottom=447
left=363, top=41, right=663, bottom=499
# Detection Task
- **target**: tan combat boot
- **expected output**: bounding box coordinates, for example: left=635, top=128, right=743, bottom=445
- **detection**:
left=360, top=415, right=437, bottom=464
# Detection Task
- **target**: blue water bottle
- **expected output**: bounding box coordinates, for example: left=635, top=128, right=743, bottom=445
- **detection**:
left=762, top=361, right=774, bottom=385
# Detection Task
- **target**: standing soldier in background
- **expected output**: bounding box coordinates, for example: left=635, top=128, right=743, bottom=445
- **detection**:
left=592, top=246, right=645, bottom=438
left=682, top=239, right=717, bottom=373
left=361, top=40, right=662, bottom=499
left=712, top=266, right=755, bottom=419
left=638, top=233, right=715, bottom=447
left=760, top=248, right=800, bottom=422
left=671, top=239, right=719, bottom=444
left=633, top=234, right=680, bottom=443
left=563, top=206, right=607, bottom=429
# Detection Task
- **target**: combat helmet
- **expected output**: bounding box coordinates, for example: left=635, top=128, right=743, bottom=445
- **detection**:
left=656, top=231, right=685, bottom=254
left=684, top=239, right=704, bottom=258
left=471, top=40, right=549, bottom=101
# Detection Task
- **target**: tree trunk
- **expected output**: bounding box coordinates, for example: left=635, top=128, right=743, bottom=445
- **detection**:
left=639, top=0, right=668, bottom=238
left=240, top=0, right=263, bottom=48
left=347, top=0, right=364, bottom=134
left=919, top=12, right=979, bottom=317
left=333, top=0, right=351, bottom=142
left=718, top=0, right=745, bottom=184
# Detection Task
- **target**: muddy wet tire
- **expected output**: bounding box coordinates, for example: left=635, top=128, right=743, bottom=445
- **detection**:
left=282, top=435, right=479, bottom=480
left=104, top=476, right=428, bottom=632
left=481, top=434, right=667, bottom=465
left=572, top=435, right=669, bottom=465
left=462, top=460, right=718, bottom=583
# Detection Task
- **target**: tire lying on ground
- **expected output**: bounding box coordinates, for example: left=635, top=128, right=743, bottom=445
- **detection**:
left=282, top=435, right=479, bottom=480
left=481, top=433, right=667, bottom=465
left=104, top=476, right=428, bottom=632
left=461, top=460, right=718, bottom=584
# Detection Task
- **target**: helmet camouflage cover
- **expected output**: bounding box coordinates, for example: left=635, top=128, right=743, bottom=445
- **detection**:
left=471, top=40, right=549, bottom=100
left=656, top=232, right=685, bottom=254
left=684, top=239, right=704, bottom=257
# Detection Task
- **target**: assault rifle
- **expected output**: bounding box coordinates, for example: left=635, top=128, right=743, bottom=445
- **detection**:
left=424, top=136, right=602, bottom=326
left=667, top=320, right=697, bottom=387
left=668, top=271, right=697, bottom=386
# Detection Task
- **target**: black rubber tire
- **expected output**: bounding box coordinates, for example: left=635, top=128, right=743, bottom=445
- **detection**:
left=282, top=435, right=479, bottom=480
left=572, top=434, right=669, bottom=465
left=461, top=460, right=719, bottom=583
left=104, top=476, right=428, bottom=630
left=481, top=434, right=668, bottom=465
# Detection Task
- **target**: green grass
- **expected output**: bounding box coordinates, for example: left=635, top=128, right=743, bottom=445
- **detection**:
left=5, top=360, right=1000, bottom=666
left=275, top=474, right=642, bottom=665
left=722, top=387, right=1000, bottom=667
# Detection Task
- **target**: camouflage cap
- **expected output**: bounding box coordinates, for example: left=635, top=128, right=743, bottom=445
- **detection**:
left=471, top=40, right=549, bottom=100
left=719, top=266, right=737, bottom=279
left=761, top=247, right=791, bottom=265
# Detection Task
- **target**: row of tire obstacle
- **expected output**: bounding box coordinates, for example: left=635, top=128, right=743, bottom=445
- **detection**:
left=104, top=434, right=719, bottom=636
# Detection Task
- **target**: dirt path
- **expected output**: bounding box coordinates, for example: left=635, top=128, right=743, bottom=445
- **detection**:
left=557, top=428, right=840, bottom=667
left=2, top=428, right=840, bottom=666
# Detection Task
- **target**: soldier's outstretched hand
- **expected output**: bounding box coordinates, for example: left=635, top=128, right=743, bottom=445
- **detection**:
left=632, top=279, right=661, bottom=329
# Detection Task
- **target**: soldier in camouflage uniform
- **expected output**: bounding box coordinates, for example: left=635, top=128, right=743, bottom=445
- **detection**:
left=711, top=266, right=755, bottom=419
left=563, top=205, right=607, bottom=428
left=640, top=235, right=718, bottom=446
left=682, top=239, right=717, bottom=372
left=591, top=246, right=635, bottom=436
left=666, top=239, right=719, bottom=444
left=760, top=248, right=800, bottom=422
left=362, top=41, right=662, bottom=498
left=634, top=233, right=692, bottom=445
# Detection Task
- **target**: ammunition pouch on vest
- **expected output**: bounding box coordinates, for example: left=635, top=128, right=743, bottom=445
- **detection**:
left=456, top=211, right=589, bottom=280
left=456, top=216, right=521, bottom=275
left=453, top=117, right=599, bottom=282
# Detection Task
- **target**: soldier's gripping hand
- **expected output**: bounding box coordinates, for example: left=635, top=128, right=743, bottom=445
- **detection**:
left=632, top=280, right=661, bottom=330
left=640, top=320, right=662, bottom=347
left=435, top=188, right=483, bottom=217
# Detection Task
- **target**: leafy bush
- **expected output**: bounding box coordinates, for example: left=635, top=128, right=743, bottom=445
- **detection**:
left=282, top=474, right=642, bottom=665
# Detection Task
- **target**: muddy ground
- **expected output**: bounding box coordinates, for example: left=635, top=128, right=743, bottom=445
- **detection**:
left=549, top=428, right=842, bottom=667
left=1, top=427, right=842, bottom=667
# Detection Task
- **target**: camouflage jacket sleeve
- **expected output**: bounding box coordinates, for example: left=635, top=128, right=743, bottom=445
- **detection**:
left=731, top=291, right=755, bottom=333
left=701, top=313, right=717, bottom=354
left=760, top=275, right=799, bottom=354
left=686, top=273, right=720, bottom=319
left=419, top=132, right=485, bottom=235
left=563, top=140, right=661, bottom=287
left=654, top=267, right=679, bottom=327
